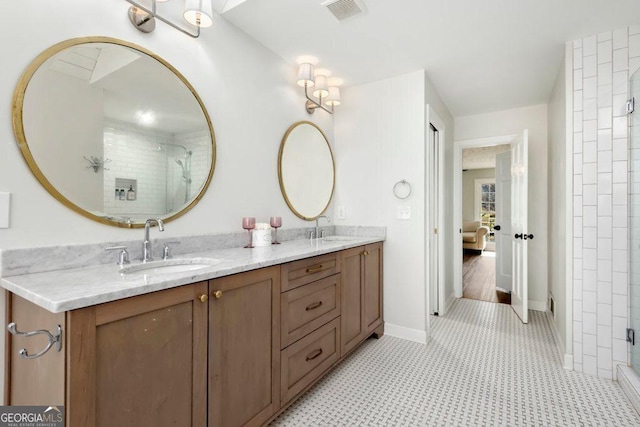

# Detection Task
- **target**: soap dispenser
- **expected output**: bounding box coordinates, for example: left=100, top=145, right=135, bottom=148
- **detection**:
left=127, top=185, right=136, bottom=201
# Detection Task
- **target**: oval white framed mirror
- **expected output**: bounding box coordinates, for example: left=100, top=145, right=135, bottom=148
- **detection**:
left=12, top=36, right=216, bottom=228
left=278, top=121, right=335, bottom=220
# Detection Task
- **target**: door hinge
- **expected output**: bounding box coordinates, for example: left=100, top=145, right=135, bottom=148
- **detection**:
left=434, top=228, right=438, bottom=234
left=627, top=97, right=635, bottom=114
left=627, top=328, right=635, bottom=345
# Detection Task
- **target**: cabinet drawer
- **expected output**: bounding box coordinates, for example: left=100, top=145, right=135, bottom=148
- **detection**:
left=281, top=318, right=340, bottom=404
left=281, top=253, right=339, bottom=292
left=281, top=274, right=341, bottom=349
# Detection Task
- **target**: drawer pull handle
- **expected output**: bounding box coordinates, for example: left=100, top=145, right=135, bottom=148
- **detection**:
left=306, top=264, right=323, bottom=273
left=362, top=250, right=370, bottom=256
left=305, top=348, right=323, bottom=361
left=305, top=301, right=323, bottom=311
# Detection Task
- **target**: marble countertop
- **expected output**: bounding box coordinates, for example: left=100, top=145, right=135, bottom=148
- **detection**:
left=0, top=236, right=384, bottom=313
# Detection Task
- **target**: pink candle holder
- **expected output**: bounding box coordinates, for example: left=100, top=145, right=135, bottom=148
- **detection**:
left=242, top=217, right=256, bottom=248
left=270, top=216, right=282, bottom=244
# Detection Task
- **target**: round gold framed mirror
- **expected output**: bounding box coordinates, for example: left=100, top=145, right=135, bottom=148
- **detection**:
left=12, top=36, right=216, bottom=228
left=278, top=121, right=335, bottom=220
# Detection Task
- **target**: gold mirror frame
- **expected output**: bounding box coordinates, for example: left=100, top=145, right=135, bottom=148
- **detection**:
left=12, top=36, right=216, bottom=228
left=278, top=121, right=335, bottom=221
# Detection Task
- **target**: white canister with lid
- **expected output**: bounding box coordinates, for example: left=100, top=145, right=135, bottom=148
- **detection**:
left=252, top=223, right=272, bottom=247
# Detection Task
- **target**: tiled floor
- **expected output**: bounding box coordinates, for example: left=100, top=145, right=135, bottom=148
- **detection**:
left=272, top=298, right=639, bottom=426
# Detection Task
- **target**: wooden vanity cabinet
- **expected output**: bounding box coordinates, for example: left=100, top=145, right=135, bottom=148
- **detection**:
left=341, top=242, right=384, bottom=356
left=208, top=266, right=280, bottom=427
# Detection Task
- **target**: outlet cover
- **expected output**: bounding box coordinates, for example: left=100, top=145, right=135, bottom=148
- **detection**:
left=397, top=206, right=411, bottom=220
left=337, top=205, right=346, bottom=220
left=0, top=192, right=10, bottom=228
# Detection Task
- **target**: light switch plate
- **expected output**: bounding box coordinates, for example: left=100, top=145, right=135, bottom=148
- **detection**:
left=337, top=205, right=346, bottom=220
left=397, top=206, right=411, bottom=220
left=0, top=192, right=10, bottom=228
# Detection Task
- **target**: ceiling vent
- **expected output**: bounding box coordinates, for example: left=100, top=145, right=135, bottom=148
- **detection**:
left=322, top=0, right=367, bottom=23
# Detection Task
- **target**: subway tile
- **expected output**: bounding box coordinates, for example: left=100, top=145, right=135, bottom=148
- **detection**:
left=574, top=132, right=584, bottom=154
left=597, top=171, right=612, bottom=194
left=574, top=174, right=583, bottom=196
left=612, top=249, right=628, bottom=272
left=613, top=94, right=629, bottom=117
left=583, top=162, right=598, bottom=184
left=584, top=35, right=597, bottom=56
left=612, top=204, right=627, bottom=225
left=598, top=368, right=613, bottom=380
left=583, top=225, right=597, bottom=248
left=574, top=69, right=583, bottom=90
left=613, top=48, right=629, bottom=71
left=574, top=321, right=584, bottom=342
left=598, top=84, right=613, bottom=107
left=613, top=138, right=628, bottom=160
left=630, top=25, right=640, bottom=36
left=584, top=334, right=598, bottom=359
left=613, top=294, right=627, bottom=316
left=613, top=183, right=627, bottom=205
left=613, top=338, right=628, bottom=363
left=574, top=47, right=584, bottom=69
left=613, top=316, right=628, bottom=340
left=598, top=129, right=613, bottom=151
left=574, top=90, right=583, bottom=111
left=584, top=205, right=598, bottom=227
left=574, top=300, right=584, bottom=320
left=584, top=76, right=598, bottom=99
left=574, top=259, right=583, bottom=279
left=583, top=97, right=597, bottom=119
left=597, top=347, right=613, bottom=370
left=612, top=271, right=628, bottom=295
left=630, top=34, right=640, bottom=57
left=597, top=281, right=612, bottom=304
left=575, top=278, right=584, bottom=296
left=612, top=116, right=628, bottom=139
left=584, top=293, right=597, bottom=316
left=574, top=239, right=583, bottom=259
left=584, top=312, right=598, bottom=337
left=598, top=40, right=613, bottom=63
left=574, top=348, right=583, bottom=367
left=613, top=70, right=629, bottom=94
left=575, top=111, right=584, bottom=134
left=583, top=183, right=597, bottom=205
left=598, top=32, right=613, bottom=42
left=584, top=247, right=597, bottom=268
left=583, top=141, right=597, bottom=163
left=598, top=152, right=613, bottom=173
left=613, top=28, right=629, bottom=49
left=629, top=57, right=640, bottom=76
left=574, top=195, right=584, bottom=214
left=597, top=260, right=612, bottom=283
left=612, top=227, right=627, bottom=250
left=574, top=39, right=583, bottom=48
left=598, top=107, right=613, bottom=129
left=598, top=194, right=612, bottom=217
left=598, top=62, right=613, bottom=85
left=597, top=302, right=612, bottom=326
left=597, top=325, right=612, bottom=347
left=583, top=269, right=597, bottom=291
left=597, top=238, right=612, bottom=259
left=613, top=161, right=627, bottom=183
left=598, top=217, right=612, bottom=238
left=584, top=119, right=598, bottom=142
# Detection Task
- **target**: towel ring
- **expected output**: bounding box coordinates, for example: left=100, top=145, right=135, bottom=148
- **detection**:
left=393, top=180, right=412, bottom=199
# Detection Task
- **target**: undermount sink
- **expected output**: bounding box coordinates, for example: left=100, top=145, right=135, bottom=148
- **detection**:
left=322, top=236, right=357, bottom=242
left=120, top=258, right=220, bottom=275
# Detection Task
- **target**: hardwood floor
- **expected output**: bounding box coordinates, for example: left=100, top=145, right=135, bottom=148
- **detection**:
left=462, top=251, right=511, bottom=305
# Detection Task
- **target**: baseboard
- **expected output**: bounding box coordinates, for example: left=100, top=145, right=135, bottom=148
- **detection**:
left=529, top=299, right=547, bottom=312
left=618, top=365, right=640, bottom=416
left=545, top=310, right=572, bottom=369
left=385, top=323, right=427, bottom=344
left=445, top=292, right=456, bottom=315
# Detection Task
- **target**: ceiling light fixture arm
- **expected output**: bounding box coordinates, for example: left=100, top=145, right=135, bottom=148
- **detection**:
left=304, top=84, right=334, bottom=115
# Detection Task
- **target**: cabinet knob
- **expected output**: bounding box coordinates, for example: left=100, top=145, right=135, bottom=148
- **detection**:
left=199, top=294, right=208, bottom=303
left=213, top=290, right=223, bottom=299
left=362, top=250, right=370, bottom=256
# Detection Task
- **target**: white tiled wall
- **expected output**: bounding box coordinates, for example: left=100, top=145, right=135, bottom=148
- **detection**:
left=572, top=25, right=640, bottom=380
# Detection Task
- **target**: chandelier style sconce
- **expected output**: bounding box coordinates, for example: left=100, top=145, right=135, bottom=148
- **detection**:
left=296, top=63, right=342, bottom=114
left=126, top=0, right=213, bottom=38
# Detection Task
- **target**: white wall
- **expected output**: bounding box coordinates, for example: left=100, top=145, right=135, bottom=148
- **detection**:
left=462, top=168, right=495, bottom=223
left=333, top=70, right=454, bottom=341
left=455, top=105, right=549, bottom=308
left=0, top=0, right=332, bottom=250
left=548, top=52, right=572, bottom=366
left=570, top=27, right=638, bottom=380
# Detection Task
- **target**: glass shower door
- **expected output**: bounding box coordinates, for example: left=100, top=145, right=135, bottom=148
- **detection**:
left=630, top=69, right=640, bottom=375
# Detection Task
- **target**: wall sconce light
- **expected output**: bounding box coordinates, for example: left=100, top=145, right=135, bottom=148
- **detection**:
left=297, top=63, right=342, bottom=114
left=126, top=0, right=213, bottom=38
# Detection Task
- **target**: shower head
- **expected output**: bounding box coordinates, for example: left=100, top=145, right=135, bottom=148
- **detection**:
left=176, top=159, right=183, bottom=167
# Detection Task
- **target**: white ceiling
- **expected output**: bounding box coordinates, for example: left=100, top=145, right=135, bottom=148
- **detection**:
left=221, top=0, right=640, bottom=117
left=462, top=144, right=510, bottom=170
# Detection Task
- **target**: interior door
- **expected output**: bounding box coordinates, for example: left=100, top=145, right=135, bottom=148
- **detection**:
left=495, top=151, right=512, bottom=292
left=428, top=124, right=440, bottom=315
left=510, top=130, right=529, bottom=323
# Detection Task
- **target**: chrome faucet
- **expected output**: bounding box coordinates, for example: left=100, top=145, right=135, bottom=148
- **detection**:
left=315, top=215, right=330, bottom=239
left=142, top=218, right=164, bottom=263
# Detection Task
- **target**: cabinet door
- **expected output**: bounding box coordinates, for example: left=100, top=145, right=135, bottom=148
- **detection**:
left=340, top=246, right=364, bottom=356
left=67, top=282, right=209, bottom=427
left=209, top=267, right=280, bottom=427
left=364, top=242, right=383, bottom=334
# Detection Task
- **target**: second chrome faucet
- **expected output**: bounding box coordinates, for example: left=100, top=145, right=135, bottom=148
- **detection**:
left=143, top=218, right=164, bottom=263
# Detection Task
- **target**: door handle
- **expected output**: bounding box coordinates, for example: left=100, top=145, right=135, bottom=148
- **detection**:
left=494, top=225, right=501, bottom=231
left=514, top=233, right=523, bottom=239
left=523, top=234, right=534, bottom=240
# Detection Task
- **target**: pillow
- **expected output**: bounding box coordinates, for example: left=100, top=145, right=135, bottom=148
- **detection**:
left=462, top=221, right=480, bottom=232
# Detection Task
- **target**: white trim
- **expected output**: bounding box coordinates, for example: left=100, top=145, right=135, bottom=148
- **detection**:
left=546, top=309, right=573, bottom=369
left=564, top=40, right=574, bottom=362
left=564, top=354, right=574, bottom=370
left=385, top=323, right=428, bottom=344
left=529, top=299, right=547, bottom=312
left=618, top=365, right=640, bottom=415
left=453, top=134, right=517, bottom=299
left=445, top=292, right=456, bottom=314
